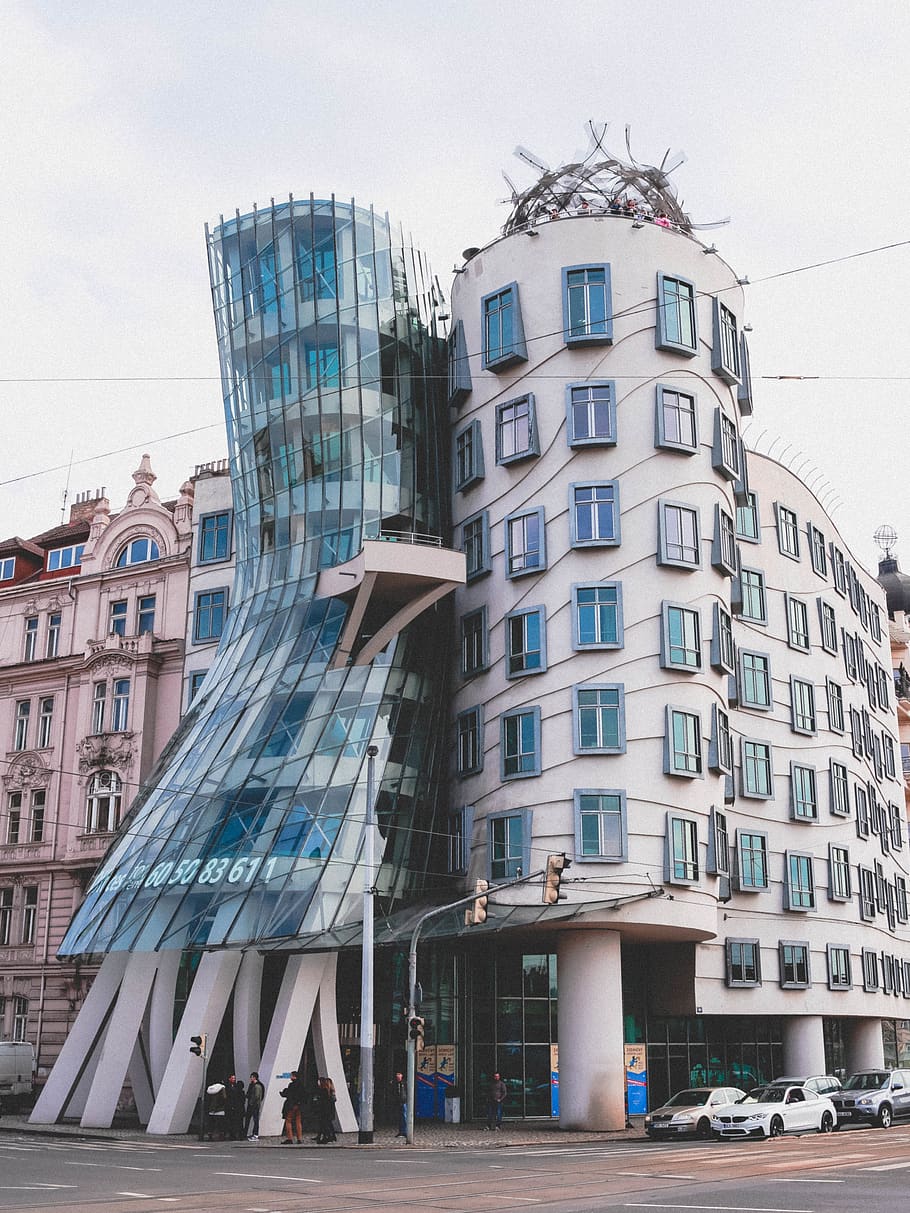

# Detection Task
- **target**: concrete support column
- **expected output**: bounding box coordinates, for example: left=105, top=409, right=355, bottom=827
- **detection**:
left=147, top=950, right=181, bottom=1094
left=782, top=1016, right=826, bottom=1077
left=312, top=951, right=357, bottom=1133
left=557, top=929, right=625, bottom=1130
left=233, top=950, right=264, bottom=1083
left=257, top=953, right=329, bottom=1138
left=846, top=1018, right=885, bottom=1072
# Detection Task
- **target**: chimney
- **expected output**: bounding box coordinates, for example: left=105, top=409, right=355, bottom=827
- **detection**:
left=69, top=488, right=107, bottom=525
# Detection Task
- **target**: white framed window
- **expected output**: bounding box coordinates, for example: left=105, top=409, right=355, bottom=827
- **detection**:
left=111, top=678, right=130, bottom=732
left=37, top=697, right=53, bottom=748
left=137, top=595, right=156, bottom=636
left=665, top=707, right=702, bottom=777
left=567, top=381, right=617, bottom=445
left=573, top=684, right=625, bottom=753
left=13, top=700, right=29, bottom=751
left=572, top=582, right=623, bottom=649
left=46, top=612, right=61, bottom=659
left=23, top=617, right=37, bottom=662
left=12, top=995, right=28, bottom=1040
left=47, top=543, right=84, bottom=572
left=115, top=537, right=160, bottom=568
left=30, top=789, right=45, bottom=843
left=660, top=602, right=702, bottom=671
left=5, top=793, right=21, bottom=845
left=655, top=385, right=698, bottom=452
left=109, top=600, right=128, bottom=637
left=21, top=886, right=37, bottom=945
left=575, top=789, right=627, bottom=861
left=91, top=681, right=106, bottom=734
left=658, top=501, right=700, bottom=568
left=0, top=888, right=11, bottom=945
left=0, top=557, right=14, bottom=580
left=655, top=273, right=697, bottom=354
left=85, top=771, right=122, bottom=834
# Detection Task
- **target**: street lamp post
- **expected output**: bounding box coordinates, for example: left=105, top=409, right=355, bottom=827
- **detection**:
left=358, top=744, right=379, bottom=1144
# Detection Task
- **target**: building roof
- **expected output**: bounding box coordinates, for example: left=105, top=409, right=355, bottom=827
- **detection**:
left=877, top=557, right=910, bottom=618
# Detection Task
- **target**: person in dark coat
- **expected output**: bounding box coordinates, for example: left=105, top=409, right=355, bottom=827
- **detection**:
left=485, top=1072, right=507, bottom=1130
left=225, top=1075, right=245, bottom=1140
left=393, top=1070, right=407, bottom=1137
left=245, top=1071, right=265, bottom=1140
left=315, top=1076, right=337, bottom=1143
left=280, top=1070, right=304, bottom=1143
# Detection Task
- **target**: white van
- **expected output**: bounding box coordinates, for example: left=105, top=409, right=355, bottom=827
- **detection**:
left=0, top=1042, right=36, bottom=1111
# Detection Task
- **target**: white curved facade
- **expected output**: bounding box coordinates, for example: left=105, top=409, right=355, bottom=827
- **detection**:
left=448, top=213, right=908, bottom=1127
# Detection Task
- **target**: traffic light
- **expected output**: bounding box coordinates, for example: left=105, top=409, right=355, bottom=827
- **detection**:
left=465, top=878, right=489, bottom=925
left=189, top=1033, right=207, bottom=1058
left=542, top=854, right=571, bottom=904
left=408, top=1016, right=425, bottom=1048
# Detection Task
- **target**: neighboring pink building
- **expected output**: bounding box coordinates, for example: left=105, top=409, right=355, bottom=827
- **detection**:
left=0, top=457, right=194, bottom=1077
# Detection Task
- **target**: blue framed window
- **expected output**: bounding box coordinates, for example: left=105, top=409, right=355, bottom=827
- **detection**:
left=456, top=706, right=483, bottom=775
left=573, top=684, right=625, bottom=753
left=711, top=603, right=736, bottom=674
left=501, top=707, right=541, bottom=779
left=775, top=503, right=801, bottom=560
left=482, top=282, right=527, bottom=369
left=657, top=500, right=700, bottom=568
left=736, top=831, right=769, bottom=890
left=779, top=941, right=811, bottom=989
left=496, top=394, right=539, bottom=465
left=570, top=482, right=620, bottom=546
left=566, top=381, right=617, bottom=445
left=563, top=264, right=613, bottom=344
left=505, top=507, right=546, bottom=577
left=660, top=602, right=702, bottom=671
left=572, top=582, right=623, bottom=649
left=712, top=505, right=737, bottom=576
left=462, top=511, right=491, bottom=582
left=194, top=588, right=227, bottom=643
left=574, top=789, right=627, bottom=861
left=712, top=409, right=741, bottom=480
left=827, top=945, right=852, bottom=990
left=655, top=272, right=697, bottom=354
left=460, top=608, right=488, bottom=678
left=790, top=763, right=818, bottom=821
left=665, top=707, right=702, bottom=777
left=454, top=420, right=485, bottom=492
left=446, top=319, right=472, bottom=404
left=712, top=298, right=741, bottom=384
left=828, top=843, right=851, bottom=900
left=741, top=737, right=773, bottom=798
left=736, top=567, right=767, bottom=623
left=785, top=852, right=816, bottom=911
left=666, top=813, right=699, bottom=883
left=655, top=385, right=698, bottom=452
left=505, top=606, right=546, bottom=677
left=198, top=511, right=232, bottom=563
left=727, top=938, right=761, bottom=986
left=489, top=810, right=531, bottom=880
left=735, top=491, right=760, bottom=542
left=790, top=677, right=816, bottom=734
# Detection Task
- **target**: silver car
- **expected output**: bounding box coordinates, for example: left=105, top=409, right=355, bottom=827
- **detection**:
left=830, top=1069, right=910, bottom=1128
left=645, top=1086, right=746, bottom=1139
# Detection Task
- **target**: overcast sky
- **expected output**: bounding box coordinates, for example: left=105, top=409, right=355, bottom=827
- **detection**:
left=2, top=0, right=908, bottom=571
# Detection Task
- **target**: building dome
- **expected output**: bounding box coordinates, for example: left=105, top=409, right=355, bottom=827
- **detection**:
left=877, top=557, right=910, bottom=618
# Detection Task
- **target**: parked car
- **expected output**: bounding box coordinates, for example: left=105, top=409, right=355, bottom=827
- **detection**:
left=711, top=1083, right=836, bottom=1139
left=769, top=1074, right=842, bottom=1096
left=644, top=1086, right=747, bottom=1140
left=829, top=1069, right=910, bottom=1129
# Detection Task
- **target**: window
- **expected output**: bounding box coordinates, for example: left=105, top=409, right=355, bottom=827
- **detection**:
left=462, top=511, right=491, bottom=581
left=712, top=410, right=741, bottom=480
left=736, top=492, right=760, bottom=542
left=855, top=782, right=869, bottom=837
left=708, top=807, right=730, bottom=875
left=711, top=603, right=735, bottom=674
left=808, top=523, right=827, bottom=576
left=658, top=501, right=700, bottom=568
left=785, top=595, right=810, bottom=651
left=830, top=761, right=850, bottom=816
left=296, top=228, right=336, bottom=301
left=775, top=504, right=801, bottom=560
left=563, top=264, right=612, bottom=344
left=712, top=299, right=740, bottom=383
left=790, top=764, right=818, bottom=821
left=12, top=995, right=28, bottom=1040
left=489, top=812, right=528, bottom=879
left=23, top=616, right=37, bottom=662
left=737, top=567, right=767, bottom=623
left=137, top=595, right=156, bottom=636
left=884, top=734, right=896, bottom=779
left=665, top=707, right=702, bottom=776
left=111, top=679, right=130, bottom=732
left=738, top=332, right=754, bottom=413
left=446, top=806, right=471, bottom=874
left=91, top=682, right=106, bottom=733
left=5, top=793, right=20, bottom=845
left=85, top=771, right=122, bottom=833
left=501, top=707, right=541, bottom=779
left=21, top=886, right=37, bottom=945
left=574, top=685, right=625, bottom=753
left=506, top=607, right=546, bottom=677
left=506, top=508, right=545, bottom=576
left=194, top=589, right=227, bottom=643
left=828, top=844, right=851, bottom=900
left=570, top=482, right=620, bottom=546
left=655, top=273, right=697, bottom=354
left=0, top=557, right=14, bottom=580
left=710, top=705, right=733, bottom=774
left=567, top=381, right=617, bottom=445
left=115, top=537, right=160, bottom=567
left=46, top=543, right=84, bottom=572
left=109, top=600, right=127, bottom=637
left=790, top=677, right=816, bottom=734
left=187, top=670, right=208, bottom=706
left=37, top=697, right=53, bottom=748
left=831, top=544, right=847, bottom=595
left=305, top=343, right=340, bottom=388
left=46, top=612, right=61, bottom=659
left=827, top=945, right=852, bottom=990
left=862, top=949, right=880, bottom=992
left=198, top=511, right=232, bottom=562
left=461, top=608, right=488, bottom=678
left=0, top=888, right=11, bottom=944
left=819, top=601, right=838, bottom=654
left=13, top=700, right=29, bottom=751
left=30, top=789, right=45, bottom=843
left=726, top=938, right=761, bottom=987
left=655, top=386, right=698, bottom=452
left=667, top=814, right=699, bottom=883
left=740, top=650, right=772, bottom=709
left=454, top=420, right=484, bottom=491
left=712, top=506, right=737, bottom=576
left=736, top=831, right=768, bottom=891
left=482, top=283, right=527, bottom=369
left=457, top=706, right=483, bottom=776
left=779, top=941, right=810, bottom=988
left=660, top=602, right=702, bottom=671
left=446, top=319, right=472, bottom=405
left=575, top=790, right=627, bottom=861
left=496, top=395, right=539, bottom=464
left=843, top=632, right=858, bottom=682
left=573, top=582, right=623, bottom=649
left=741, top=737, right=773, bottom=798
left=785, top=852, right=815, bottom=911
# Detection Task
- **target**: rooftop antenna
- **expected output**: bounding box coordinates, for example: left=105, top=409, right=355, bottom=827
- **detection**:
left=59, top=449, right=74, bottom=524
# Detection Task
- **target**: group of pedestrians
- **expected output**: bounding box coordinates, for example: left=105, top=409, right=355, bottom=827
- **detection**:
left=279, top=1070, right=338, bottom=1144
left=204, top=1071, right=264, bottom=1140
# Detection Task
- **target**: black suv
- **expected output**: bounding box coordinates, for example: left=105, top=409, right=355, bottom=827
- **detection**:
left=830, top=1069, right=910, bottom=1128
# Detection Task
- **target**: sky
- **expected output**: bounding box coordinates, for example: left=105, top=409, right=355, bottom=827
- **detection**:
left=1, top=0, right=908, bottom=571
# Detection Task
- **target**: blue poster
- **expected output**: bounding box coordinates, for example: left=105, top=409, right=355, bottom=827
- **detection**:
left=624, top=1044, right=648, bottom=1115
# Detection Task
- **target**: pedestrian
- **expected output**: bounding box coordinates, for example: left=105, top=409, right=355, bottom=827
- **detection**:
left=245, top=1071, right=265, bottom=1140
left=206, top=1082, right=226, bottom=1140
left=280, top=1070, right=304, bottom=1144
left=225, top=1075, right=245, bottom=1140
left=393, top=1070, right=407, bottom=1137
left=485, top=1071, right=507, bottom=1130
left=315, top=1076, right=337, bottom=1143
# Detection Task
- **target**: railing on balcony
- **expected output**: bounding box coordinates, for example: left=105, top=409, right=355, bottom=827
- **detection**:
left=895, top=666, right=910, bottom=702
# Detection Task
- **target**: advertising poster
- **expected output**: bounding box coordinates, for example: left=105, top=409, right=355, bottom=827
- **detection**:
left=416, top=1046, right=436, bottom=1119
left=624, top=1043, right=648, bottom=1115
left=435, top=1045, right=456, bottom=1118
left=550, top=1043, right=559, bottom=1117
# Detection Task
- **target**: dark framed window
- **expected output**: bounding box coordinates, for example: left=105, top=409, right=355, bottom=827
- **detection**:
left=708, top=807, right=730, bottom=875
left=457, top=706, right=483, bottom=776
left=828, top=844, right=851, bottom=901
left=667, top=813, right=699, bottom=883
left=575, top=789, right=627, bottom=861
left=656, top=273, right=697, bottom=354
left=808, top=522, right=827, bottom=577
left=790, top=763, right=818, bottom=821
left=198, top=511, right=232, bottom=563
left=726, top=938, right=761, bottom=987
left=712, top=409, right=740, bottom=480
left=572, top=582, right=623, bottom=649
left=461, top=608, right=488, bottom=678
left=665, top=707, right=702, bottom=776
left=736, top=831, right=768, bottom=891
left=446, top=806, right=471, bottom=874
left=829, top=760, right=850, bottom=816
left=735, top=491, right=760, bottom=542
left=712, top=299, right=741, bottom=384
left=194, top=589, right=227, bottom=643
left=573, top=684, right=625, bottom=753
left=655, top=386, right=698, bottom=452
left=660, top=602, right=702, bottom=671
left=862, top=948, right=879, bottom=992
left=570, top=482, right=620, bottom=546
left=454, top=420, right=485, bottom=491
left=711, top=603, right=735, bottom=674
left=827, top=945, right=852, bottom=990
left=462, top=511, right=491, bottom=581
left=740, top=650, right=772, bottom=710
left=489, top=811, right=529, bottom=880
left=818, top=600, right=838, bottom=654
left=447, top=319, right=472, bottom=404
left=779, top=941, right=811, bottom=989
left=712, top=505, right=737, bottom=576
left=566, top=381, right=617, bottom=445
left=188, top=670, right=208, bottom=706
left=737, top=567, right=767, bottom=623
left=775, top=503, right=800, bottom=560
left=785, top=852, right=815, bottom=911
left=658, top=501, right=700, bottom=568
left=496, top=394, right=539, bottom=465
left=790, top=677, right=816, bottom=734
left=785, top=594, right=810, bottom=651
left=482, top=282, right=527, bottom=369
left=501, top=707, right=541, bottom=779
left=563, top=264, right=613, bottom=344
left=741, top=737, right=773, bottom=799
left=505, top=508, right=545, bottom=577
left=505, top=606, right=546, bottom=677
left=709, top=704, right=733, bottom=774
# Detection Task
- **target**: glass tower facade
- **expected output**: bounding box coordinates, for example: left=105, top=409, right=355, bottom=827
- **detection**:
left=59, top=197, right=452, bottom=956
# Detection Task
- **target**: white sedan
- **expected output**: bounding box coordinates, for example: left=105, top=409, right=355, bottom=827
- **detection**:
left=711, top=1084, right=837, bottom=1139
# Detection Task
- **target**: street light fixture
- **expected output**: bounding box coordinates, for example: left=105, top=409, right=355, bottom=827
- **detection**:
left=358, top=744, right=379, bottom=1144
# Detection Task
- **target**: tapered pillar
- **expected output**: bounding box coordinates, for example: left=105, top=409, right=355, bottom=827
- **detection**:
left=782, top=1015, right=826, bottom=1077
left=557, top=930, right=625, bottom=1130
left=233, top=950, right=264, bottom=1084
left=257, top=953, right=329, bottom=1138
left=846, top=1018, right=885, bottom=1072
left=312, top=951, right=357, bottom=1133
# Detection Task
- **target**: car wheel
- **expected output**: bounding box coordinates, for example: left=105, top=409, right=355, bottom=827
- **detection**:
left=877, top=1104, right=893, bottom=1129
left=696, top=1118, right=711, bottom=1140
left=819, top=1111, right=834, bottom=1133
left=769, top=1116, right=784, bottom=1138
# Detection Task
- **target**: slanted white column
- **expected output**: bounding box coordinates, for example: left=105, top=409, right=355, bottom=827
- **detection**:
left=128, top=1037, right=155, bottom=1125
left=147, top=950, right=181, bottom=1093
left=846, top=1018, right=885, bottom=1072
left=257, top=953, right=329, bottom=1138
left=782, top=1015, right=826, bottom=1077
left=146, top=950, right=243, bottom=1135
left=30, top=952, right=129, bottom=1125
left=312, top=952, right=357, bottom=1132
left=557, top=930, right=625, bottom=1130
left=233, top=950, right=264, bottom=1083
